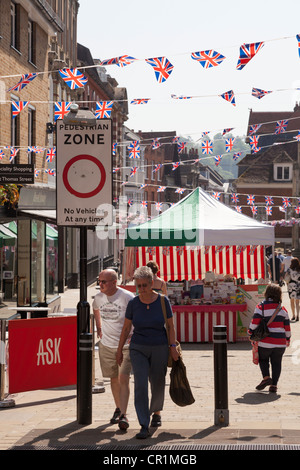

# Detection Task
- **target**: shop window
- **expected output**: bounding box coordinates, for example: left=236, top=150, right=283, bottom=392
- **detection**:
left=31, top=220, right=45, bottom=304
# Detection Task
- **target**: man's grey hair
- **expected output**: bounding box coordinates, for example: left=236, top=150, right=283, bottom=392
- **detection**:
left=134, top=266, right=153, bottom=283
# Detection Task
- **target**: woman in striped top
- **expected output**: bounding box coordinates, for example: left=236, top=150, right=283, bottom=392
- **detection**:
left=248, top=283, right=291, bottom=393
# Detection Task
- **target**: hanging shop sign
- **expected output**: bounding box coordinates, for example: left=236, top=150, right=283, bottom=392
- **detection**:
left=0, top=164, right=34, bottom=184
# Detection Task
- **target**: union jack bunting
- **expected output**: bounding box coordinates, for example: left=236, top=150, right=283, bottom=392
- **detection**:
left=172, top=161, right=181, bottom=171
left=225, top=138, right=235, bottom=152
left=201, top=140, right=213, bottom=154
left=212, top=192, right=221, bottom=200
left=282, top=197, right=291, bottom=208
left=130, top=98, right=150, bottom=105
left=139, top=184, right=148, bottom=189
left=236, top=41, right=264, bottom=70
left=222, top=128, right=234, bottom=135
left=100, top=55, right=137, bottom=67
left=58, top=68, right=88, bottom=89
left=233, top=152, right=242, bottom=161
left=129, top=167, right=138, bottom=177
left=128, top=141, right=140, bottom=159
left=234, top=206, right=242, bottom=213
left=220, top=90, right=236, bottom=106
left=151, top=138, right=161, bottom=149
left=34, top=169, right=40, bottom=177
left=249, top=135, right=260, bottom=148
left=112, top=168, right=119, bottom=173
left=175, top=188, right=185, bottom=194
left=214, top=155, right=222, bottom=166
left=251, top=206, right=258, bottom=215
left=12, top=101, right=29, bottom=118
left=95, top=101, right=113, bottom=119
left=251, top=146, right=261, bottom=154
left=252, top=87, right=272, bottom=99
left=172, top=136, right=180, bottom=143
left=0, top=150, right=4, bottom=159
left=46, top=147, right=56, bottom=162
left=157, top=186, right=166, bottom=192
left=177, top=142, right=186, bottom=154
left=155, top=202, right=162, bottom=211
left=7, top=73, right=37, bottom=92
left=275, top=120, right=288, bottom=134
left=265, top=196, right=274, bottom=205
left=249, top=124, right=262, bottom=135
left=141, top=201, right=148, bottom=208
left=247, top=194, right=255, bottom=205
left=231, top=193, right=239, bottom=203
left=145, top=57, right=174, bottom=83
left=294, top=131, right=300, bottom=141
left=127, top=199, right=133, bottom=206
left=265, top=206, right=272, bottom=216
left=54, top=102, right=72, bottom=121
left=191, top=50, right=226, bottom=68
left=296, top=206, right=300, bottom=215
left=296, top=34, right=300, bottom=57
left=112, top=143, right=117, bottom=155
left=201, top=131, right=210, bottom=137
left=153, top=164, right=162, bottom=173
left=10, top=148, right=19, bottom=162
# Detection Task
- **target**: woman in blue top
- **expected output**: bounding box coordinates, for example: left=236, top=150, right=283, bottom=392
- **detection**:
left=116, top=266, right=179, bottom=439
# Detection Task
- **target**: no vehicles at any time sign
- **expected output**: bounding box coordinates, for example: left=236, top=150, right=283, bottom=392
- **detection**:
left=56, top=119, right=112, bottom=226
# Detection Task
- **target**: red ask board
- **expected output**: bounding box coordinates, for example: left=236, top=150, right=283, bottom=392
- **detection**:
left=8, top=316, right=77, bottom=393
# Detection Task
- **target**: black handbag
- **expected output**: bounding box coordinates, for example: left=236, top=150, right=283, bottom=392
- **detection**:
left=250, top=303, right=281, bottom=342
left=169, top=356, right=195, bottom=407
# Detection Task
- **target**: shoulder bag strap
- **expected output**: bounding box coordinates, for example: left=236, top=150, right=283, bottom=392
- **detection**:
left=267, top=304, right=282, bottom=326
left=160, top=294, right=170, bottom=341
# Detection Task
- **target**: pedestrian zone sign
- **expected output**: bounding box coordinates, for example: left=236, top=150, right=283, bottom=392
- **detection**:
left=56, top=119, right=112, bottom=226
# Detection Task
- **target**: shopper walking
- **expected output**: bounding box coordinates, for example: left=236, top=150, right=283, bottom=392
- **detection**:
left=146, top=260, right=167, bottom=294
left=285, top=257, right=300, bottom=321
left=248, top=283, right=291, bottom=393
left=116, top=266, right=179, bottom=439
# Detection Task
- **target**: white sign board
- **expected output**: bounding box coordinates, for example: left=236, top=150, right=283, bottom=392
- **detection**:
left=56, top=119, right=112, bottom=226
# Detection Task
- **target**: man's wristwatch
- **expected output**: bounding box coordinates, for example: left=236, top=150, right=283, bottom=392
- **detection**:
left=169, top=344, right=176, bottom=347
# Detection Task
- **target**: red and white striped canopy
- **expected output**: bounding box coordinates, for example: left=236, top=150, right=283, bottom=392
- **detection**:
left=133, top=245, right=266, bottom=280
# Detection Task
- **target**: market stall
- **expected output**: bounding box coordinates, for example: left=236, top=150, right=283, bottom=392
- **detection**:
left=123, top=187, right=274, bottom=342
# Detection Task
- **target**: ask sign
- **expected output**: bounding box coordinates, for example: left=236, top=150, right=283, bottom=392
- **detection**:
left=56, top=119, right=113, bottom=226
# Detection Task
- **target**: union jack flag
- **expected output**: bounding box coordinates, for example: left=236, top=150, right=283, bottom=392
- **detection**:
left=46, top=147, right=56, bottom=162
left=54, top=102, right=72, bottom=121
left=295, top=206, right=300, bottom=215
left=172, top=161, right=181, bottom=171
left=236, top=42, right=264, bottom=70
left=112, top=143, right=117, bottom=155
left=155, top=202, right=162, bottom=211
left=220, top=90, right=236, bottom=106
left=191, top=50, right=226, bottom=68
left=130, top=98, right=150, bottom=105
left=212, top=192, right=221, bottom=200
left=34, top=169, right=40, bottom=177
left=275, top=120, right=288, bottom=134
left=251, top=146, right=261, bottom=154
left=0, top=150, right=4, bottom=159
left=128, top=141, right=140, bottom=159
left=145, top=57, right=174, bottom=83
left=247, top=194, right=255, bottom=205
left=112, top=168, right=119, bottom=173
left=177, top=142, right=186, bottom=154
left=172, top=136, right=180, bottom=143
left=139, top=184, right=148, bottom=190
left=265, top=196, right=274, bottom=205
left=296, top=34, right=300, bottom=57
left=201, top=140, right=213, bottom=154
left=265, top=206, right=272, bottom=216
left=248, top=124, right=262, bottom=135
left=250, top=206, right=257, bottom=215
left=294, top=131, right=300, bottom=141
left=214, top=155, right=222, bottom=166
left=175, top=187, right=185, bottom=194
left=95, top=101, right=114, bottom=119
left=231, top=193, right=239, bottom=203
left=223, top=128, right=234, bottom=135
left=233, top=152, right=242, bottom=161
left=12, top=101, right=29, bottom=118
left=157, top=186, right=166, bottom=192
left=282, top=197, right=291, bottom=208
left=129, top=167, right=138, bottom=177
left=234, top=206, right=242, bottom=213
left=7, top=73, right=37, bottom=92
left=225, top=138, right=235, bottom=152
left=127, top=199, right=133, bottom=206
left=9, top=148, right=19, bottom=162
left=252, top=87, right=272, bottom=99
left=152, top=138, right=161, bottom=149
left=249, top=135, right=260, bottom=148
left=153, top=164, right=162, bottom=173
left=100, top=55, right=137, bottom=67
left=141, top=200, right=148, bottom=208
left=58, top=68, right=88, bottom=89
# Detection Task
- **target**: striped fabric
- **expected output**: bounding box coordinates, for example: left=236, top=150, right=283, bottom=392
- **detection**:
left=134, top=245, right=266, bottom=281
left=248, top=301, right=291, bottom=348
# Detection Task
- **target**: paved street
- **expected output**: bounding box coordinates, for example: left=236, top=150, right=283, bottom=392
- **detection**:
left=1, top=283, right=300, bottom=451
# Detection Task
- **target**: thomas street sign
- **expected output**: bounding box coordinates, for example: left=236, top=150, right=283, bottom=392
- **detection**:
left=56, top=119, right=113, bottom=226
left=0, top=164, right=34, bottom=184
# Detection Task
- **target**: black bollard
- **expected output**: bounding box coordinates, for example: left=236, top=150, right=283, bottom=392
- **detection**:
left=213, top=325, right=229, bottom=426
left=77, top=332, right=93, bottom=425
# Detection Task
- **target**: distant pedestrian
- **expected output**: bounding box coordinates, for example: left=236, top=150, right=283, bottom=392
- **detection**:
left=92, top=269, right=134, bottom=431
left=248, top=283, right=291, bottom=393
left=286, top=258, right=300, bottom=321
left=267, top=251, right=283, bottom=284
left=146, top=261, right=167, bottom=295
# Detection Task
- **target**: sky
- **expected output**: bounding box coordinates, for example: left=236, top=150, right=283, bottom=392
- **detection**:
left=77, top=0, right=300, bottom=142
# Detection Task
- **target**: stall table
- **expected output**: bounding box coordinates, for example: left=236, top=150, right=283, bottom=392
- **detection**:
left=172, top=303, right=247, bottom=343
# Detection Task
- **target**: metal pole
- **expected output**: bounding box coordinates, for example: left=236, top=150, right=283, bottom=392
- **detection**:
left=77, top=333, right=92, bottom=424
left=77, top=226, right=92, bottom=424
left=213, top=325, right=229, bottom=426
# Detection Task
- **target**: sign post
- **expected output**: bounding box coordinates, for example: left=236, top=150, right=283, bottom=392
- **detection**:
left=56, top=112, right=112, bottom=424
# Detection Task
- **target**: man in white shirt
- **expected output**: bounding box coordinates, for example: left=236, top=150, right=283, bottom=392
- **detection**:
left=281, top=250, right=294, bottom=277
left=92, top=269, right=134, bottom=431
